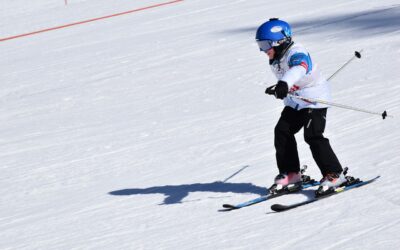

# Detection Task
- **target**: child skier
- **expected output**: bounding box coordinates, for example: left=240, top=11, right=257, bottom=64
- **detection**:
left=256, top=18, right=346, bottom=191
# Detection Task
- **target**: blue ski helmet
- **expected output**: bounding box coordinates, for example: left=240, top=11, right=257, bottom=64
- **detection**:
left=256, top=18, right=292, bottom=51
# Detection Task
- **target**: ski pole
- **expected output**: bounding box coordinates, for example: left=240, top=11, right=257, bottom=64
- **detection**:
left=328, top=50, right=362, bottom=81
left=293, top=50, right=392, bottom=119
left=287, top=94, right=392, bottom=120
left=222, top=165, right=250, bottom=183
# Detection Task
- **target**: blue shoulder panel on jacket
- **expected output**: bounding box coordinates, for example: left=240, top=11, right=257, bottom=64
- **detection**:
left=289, top=53, right=313, bottom=74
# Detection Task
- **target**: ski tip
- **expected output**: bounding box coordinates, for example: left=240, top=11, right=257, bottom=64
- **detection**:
left=372, top=175, right=381, bottom=181
left=363, top=175, right=381, bottom=183
left=219, top=204, right=239, bottom=212
left=270, top=204, right=288, bottom=212
left=222, top=204, right=237, bottom=209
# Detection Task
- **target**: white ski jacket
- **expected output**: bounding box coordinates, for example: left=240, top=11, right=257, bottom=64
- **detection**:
left=270, top=43, right=330, bottom=110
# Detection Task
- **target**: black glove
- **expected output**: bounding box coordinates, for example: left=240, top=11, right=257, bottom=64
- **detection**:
left=275, top=80, right=288, bottom=99
left=265, top=80, right=288, bottom=99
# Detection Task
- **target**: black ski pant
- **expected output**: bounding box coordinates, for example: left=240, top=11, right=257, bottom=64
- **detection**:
left=274, top=106, right=342, bottom=176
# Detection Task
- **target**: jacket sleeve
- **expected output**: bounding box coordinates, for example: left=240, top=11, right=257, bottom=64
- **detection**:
left=280, top=65, right=306, bottom=90
left=281, top=52, right=312, bottom=90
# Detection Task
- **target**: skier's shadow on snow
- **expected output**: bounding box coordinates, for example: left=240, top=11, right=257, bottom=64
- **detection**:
left=109, top=182, right=266, bottom=205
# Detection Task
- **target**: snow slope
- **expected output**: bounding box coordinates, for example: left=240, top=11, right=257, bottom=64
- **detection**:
left=1, top=0, right=400, bottom=249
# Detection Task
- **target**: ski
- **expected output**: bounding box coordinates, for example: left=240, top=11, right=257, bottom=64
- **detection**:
left=270, top=175, right=380, bottom=212
left=219, top=180, right=319, bottom=212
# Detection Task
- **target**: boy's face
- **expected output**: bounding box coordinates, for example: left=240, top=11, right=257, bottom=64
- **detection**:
left=265, top=47, right=275, bottom=60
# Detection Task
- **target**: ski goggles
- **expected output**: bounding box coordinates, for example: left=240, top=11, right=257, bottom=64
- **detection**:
left=256, top=40, right=278, bottom=52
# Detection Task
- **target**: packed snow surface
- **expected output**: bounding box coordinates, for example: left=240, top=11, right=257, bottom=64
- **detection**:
left=1, top=0, right=400, bottom=249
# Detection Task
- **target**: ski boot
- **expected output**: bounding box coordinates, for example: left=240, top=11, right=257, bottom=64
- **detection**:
left=315, top=167, right=360, bottom=197
left=269, top=165, right=313, bottom=194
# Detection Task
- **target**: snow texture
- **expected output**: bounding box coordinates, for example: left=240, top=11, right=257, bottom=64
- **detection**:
left=1, top=0, right=400, bottom=249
